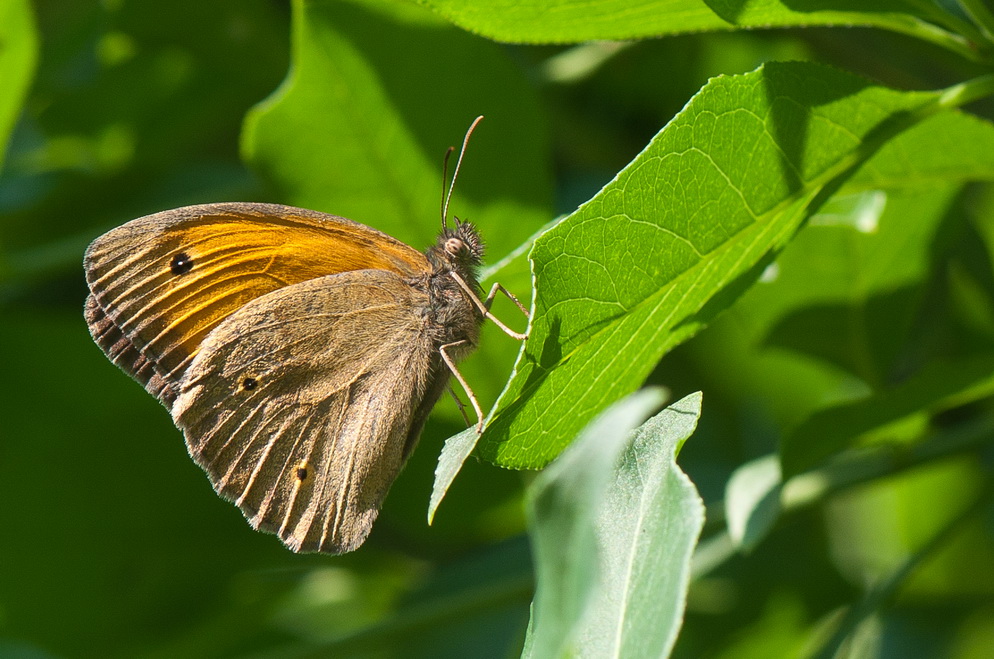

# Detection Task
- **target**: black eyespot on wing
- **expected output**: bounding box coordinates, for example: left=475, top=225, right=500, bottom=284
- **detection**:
left=240, top=376, right=258, bottom=391
left=170, top=252, right=194, bottom=275
left=296, top=464, right=309, bottom=481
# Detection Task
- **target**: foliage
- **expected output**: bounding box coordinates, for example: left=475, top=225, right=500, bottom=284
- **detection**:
left=523, top=390, right=703, bottom=659
left=2, top=0, right=994, bottom=657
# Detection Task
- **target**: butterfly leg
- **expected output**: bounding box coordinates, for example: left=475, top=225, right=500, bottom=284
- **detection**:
left=483, top=282, right=529, bottom=318
left=447, top=385, right=474, bottom=427
left=439, top=339, right=484, bottom=432
left=449, top=272, right=529, bottom=341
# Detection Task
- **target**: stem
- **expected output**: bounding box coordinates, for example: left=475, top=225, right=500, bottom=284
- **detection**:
left=782, top=413, right=994, bottom=513
left=691, top=530, right=736, bottom=580
left=895, top=12, right=990, bottom=64
left=908, top=0, right=993, bottom=54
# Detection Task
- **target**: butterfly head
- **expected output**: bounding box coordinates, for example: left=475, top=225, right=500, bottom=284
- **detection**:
left=433, top=218, right=484, bottom=273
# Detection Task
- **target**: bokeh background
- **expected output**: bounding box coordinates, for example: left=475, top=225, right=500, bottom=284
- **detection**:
left=3, top=0, right=994, bottom=657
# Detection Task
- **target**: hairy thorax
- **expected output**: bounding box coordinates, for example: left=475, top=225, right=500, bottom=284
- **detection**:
left=412, top=267, right=483, bottom=357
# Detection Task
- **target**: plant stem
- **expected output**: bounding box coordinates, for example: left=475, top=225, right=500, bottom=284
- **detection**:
left=906, top=0, right=993, bottom=57
left=896, top=9, right=990, bottom=63
left=691, top=530, right=736, bottom=580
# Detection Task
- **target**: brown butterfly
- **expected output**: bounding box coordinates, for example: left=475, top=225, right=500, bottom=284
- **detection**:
left=83, top=117, right=526, bottom=553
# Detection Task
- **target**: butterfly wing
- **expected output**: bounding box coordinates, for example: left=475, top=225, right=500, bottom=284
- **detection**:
left=84, top=202, right=430, bottom=403
left=84, top=294, right=179, bottom=406
left=171, top=269, right=444, bottom=554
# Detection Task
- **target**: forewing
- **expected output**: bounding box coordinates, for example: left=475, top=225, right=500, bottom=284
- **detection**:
left=84, top=202, right=430, bottom=390
left=171, top=270, right=438, bottom=554
left=84, top=294, right=178, bottom=407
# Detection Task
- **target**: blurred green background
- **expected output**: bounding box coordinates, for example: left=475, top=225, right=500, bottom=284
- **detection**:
left=3, top=0, right=994, bottom=657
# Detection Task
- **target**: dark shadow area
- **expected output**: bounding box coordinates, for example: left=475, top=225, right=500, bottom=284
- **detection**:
left=761, top=285, right=923, bottom=386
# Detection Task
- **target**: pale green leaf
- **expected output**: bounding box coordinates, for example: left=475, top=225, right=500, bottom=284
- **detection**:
left=524, top=390, right=704, bottom=659
left=428, top=427, right=477, bottom=524
left=725, top=454, right=782, bottom=552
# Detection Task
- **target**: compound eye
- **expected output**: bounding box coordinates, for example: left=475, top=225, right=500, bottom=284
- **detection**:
left=445, top=237, right=465, bottom=255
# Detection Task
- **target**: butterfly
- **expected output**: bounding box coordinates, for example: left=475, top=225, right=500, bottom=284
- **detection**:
left=83, top=117, right=526, bottom=553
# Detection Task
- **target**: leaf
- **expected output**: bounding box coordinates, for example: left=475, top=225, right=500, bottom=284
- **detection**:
left=0, top=0, right=37, bottom=172
left=524, top=390, right=705, bottom=659
left=481, top=60, right=954, bottom=469
left=715, top=111, right=994, bottom=475
left=757, top=185, right=961, bottom=384
left=422, top=0, right=949, bottom=47
left=725, top=454, right=782, bottom=552
left=781, top=353, right=994, bottom=477
left=847, top=111, right=994, bottom=190
left=656, top=106, right=994, bottom=443
left=428, top=427, right=477, bottom=524
left=242, top=0, right=550, bottom=260
left=523, top=389, right=666, bottom=658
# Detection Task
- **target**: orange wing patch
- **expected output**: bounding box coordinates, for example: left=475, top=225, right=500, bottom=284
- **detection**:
left=85, top=203, right=430, bottom=382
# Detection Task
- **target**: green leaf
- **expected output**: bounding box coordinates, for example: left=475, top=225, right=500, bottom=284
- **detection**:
left=781, top=354, right=994, bottom=477
left=680, top=108, right=994, bottom=466
left=523, top=389, right=667, bottom=658
left=671, top=105, right=994, bottom=443
left=725, top=454, right=782, bottom=552
left=713, top=110, right=994, bottom=475
left=755, top=185, right=961, bottom=384
left=243, top=0, right=550, bottom=259
left=428, top=427, right=477, bottom=524
left=524, top=390, right=704, bottom=659
left=482, top=61, right=953, bottom=469
left=0, top=0, right=37, bottom=172
left=422, top=0, right=956, bottom=51
left=847, top=110, right=994, bottom=190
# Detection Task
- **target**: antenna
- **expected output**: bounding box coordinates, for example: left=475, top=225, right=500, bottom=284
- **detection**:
left=441, top=115, right=484, bottom=230
left=440, top=146, right=455, bottom=230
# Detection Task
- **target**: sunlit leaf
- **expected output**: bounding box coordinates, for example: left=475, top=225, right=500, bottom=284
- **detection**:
left=423, top=0, right=953, bottom=51
left=482, top=61, right=956, bottom=468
